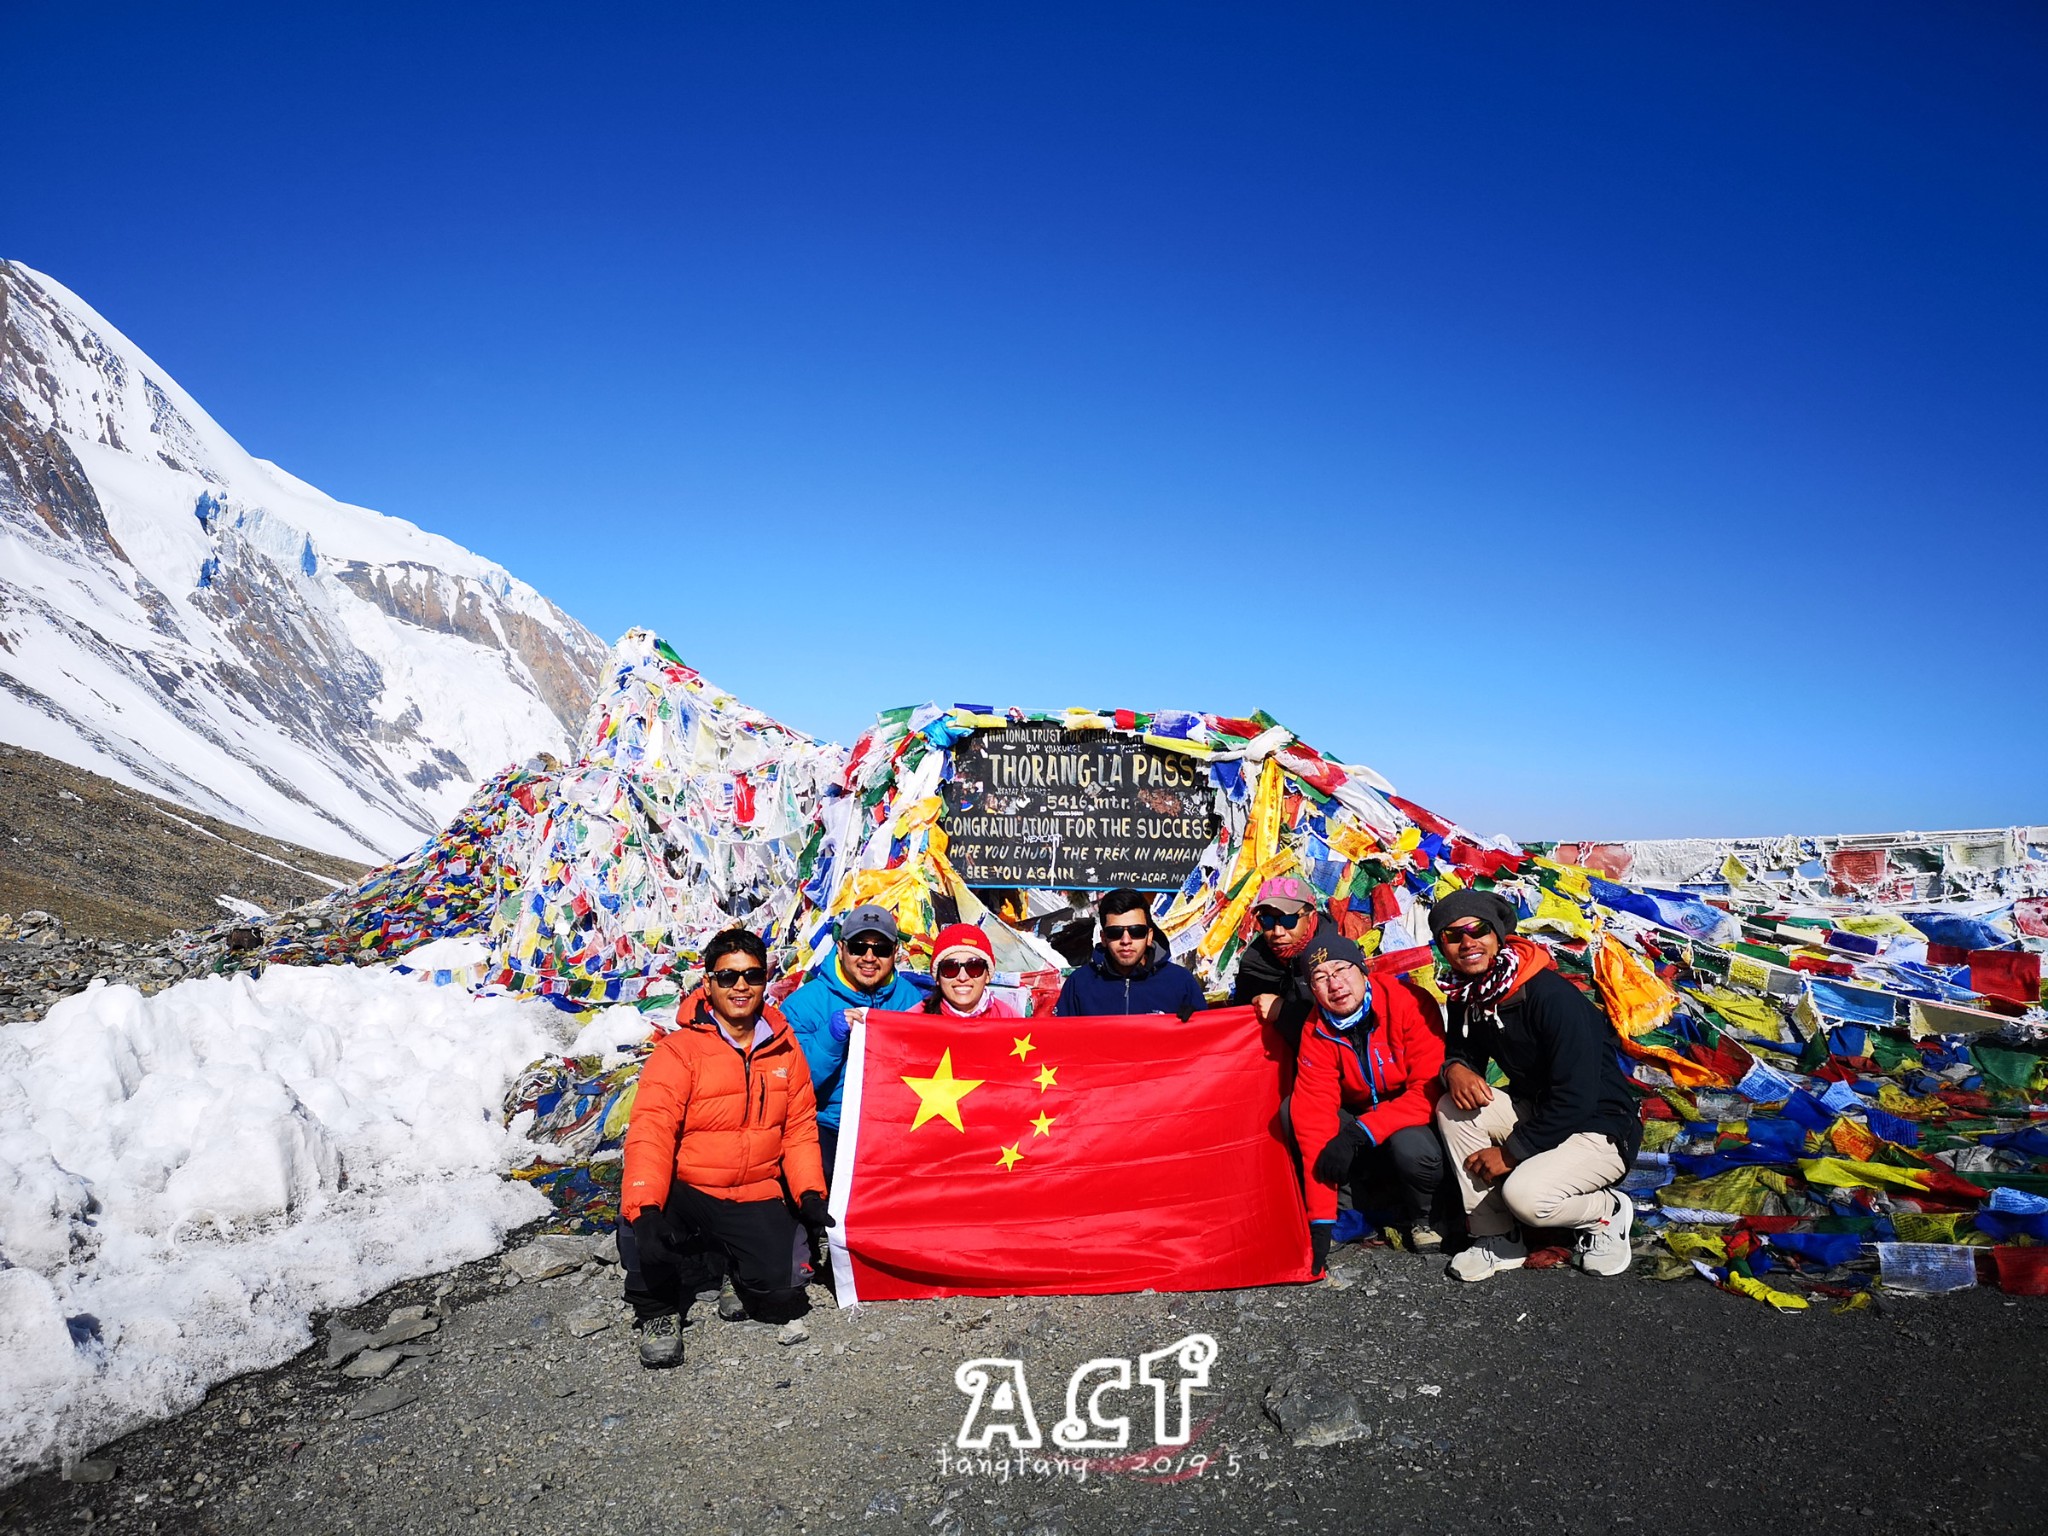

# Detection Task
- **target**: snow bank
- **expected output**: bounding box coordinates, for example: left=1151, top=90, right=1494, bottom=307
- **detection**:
left=0, top=966, right=571, bottom=1480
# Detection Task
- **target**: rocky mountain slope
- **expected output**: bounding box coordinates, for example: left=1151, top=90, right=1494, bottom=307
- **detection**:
left=0, top=739, right=363, bottom=941
left=0, top=261, right=608, bottom=860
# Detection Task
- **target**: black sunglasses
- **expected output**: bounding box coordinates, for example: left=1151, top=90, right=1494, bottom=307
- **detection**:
left=1437, top=921, right=1493, bottom=944
left=1101, top=922, right=1150, bottom=941
left=707, top=966, right=767, bottom=988
left=843, top=937, right=895, bottom=958
left=1254, top=908, right=1306, bottom=930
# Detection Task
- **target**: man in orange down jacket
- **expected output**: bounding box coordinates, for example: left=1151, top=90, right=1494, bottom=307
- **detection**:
left=620, top=928, right=832, bottom=1369
left=1288, top=930, right=1449, bottom=1275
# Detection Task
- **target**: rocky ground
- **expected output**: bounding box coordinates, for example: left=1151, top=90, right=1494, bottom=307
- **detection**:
left=0, top=908, right=191, bottom=1020
left=0, top=742, right=363, bottom=943
left=0, top=747, right=375, bottom=1021
left=2, top=1227, right=2043, bottom=1536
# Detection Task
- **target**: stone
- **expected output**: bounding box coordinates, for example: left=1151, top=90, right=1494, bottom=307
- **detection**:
left=777, top=1321, right=810, bottom=1346
left=591, top=1231, right=620, bottom=1265
left=503, top=1235, right=595, bottom=1283
left=566, top=1308, right=614, bottom=1338
left=345, top=1383, right=420, bottom=1420
left=386, top=1304, right=430, bottom=1325
left=62, top=1459, right=115, bottom=1483
left=340, top=1349, right=401, bottom=1380
left=1263, top=1375, right=1371, bottom=1448
left=324, top=1326, right=375, bottom=1368
left=369, top=1316, right=441, bottom=1350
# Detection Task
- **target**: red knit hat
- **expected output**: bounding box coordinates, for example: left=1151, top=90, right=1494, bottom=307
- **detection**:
left=931, top=923, right=994, bottom=967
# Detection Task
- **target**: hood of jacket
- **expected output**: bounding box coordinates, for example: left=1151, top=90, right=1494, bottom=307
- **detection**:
left=1499, top=936, right=1556, bottom=1001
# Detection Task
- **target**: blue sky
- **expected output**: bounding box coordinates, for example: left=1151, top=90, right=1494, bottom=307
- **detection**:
left=6, top=3, right=2044, bottom=839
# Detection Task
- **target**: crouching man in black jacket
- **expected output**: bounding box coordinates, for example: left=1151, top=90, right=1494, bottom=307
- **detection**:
left=1430, top=891, right=1642, bottom=1283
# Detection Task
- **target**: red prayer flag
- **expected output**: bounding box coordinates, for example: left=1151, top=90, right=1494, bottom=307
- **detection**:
left=825, top=1005, right=1313, bottom=1302
left=1970, top=950, right=2041, bottom=1006
left=1370, top=882, right=1403, bottom=925
left=2017, top=898, right=2048, bottom=940
left=1368, top=943, right=1437, bottom=976
left=1387, top=794, right=1453, bottom=838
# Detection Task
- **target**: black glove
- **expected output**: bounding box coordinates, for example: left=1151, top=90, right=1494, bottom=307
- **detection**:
left=1310, top=1224, right=1332, bottom=1275
left=630, top=1208, right=676, bottom=1272
left=798, top=1191, right=836, bottom=1239
left=1313, top=1118, right=1369, bottom=1184
left=1176, top=997, right=1198, bottom=1022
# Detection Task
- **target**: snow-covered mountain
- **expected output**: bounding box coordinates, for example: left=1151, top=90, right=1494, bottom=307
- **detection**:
left=0, top=262, right=608, bottom=861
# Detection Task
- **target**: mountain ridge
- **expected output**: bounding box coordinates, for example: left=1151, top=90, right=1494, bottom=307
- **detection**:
left=0, top=261, right=609, bottom=859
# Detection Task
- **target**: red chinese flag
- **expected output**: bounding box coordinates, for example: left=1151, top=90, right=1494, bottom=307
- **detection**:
left=825, top=1005, right=1312, bottom=1301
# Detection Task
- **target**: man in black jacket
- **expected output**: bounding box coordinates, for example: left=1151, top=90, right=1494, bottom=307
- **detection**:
left=1229, top=875, right=1337, bottom=1055
left=1430, top=890, right=1641, bottom=1283
left=1053, top=888, right=1207, bottom=1017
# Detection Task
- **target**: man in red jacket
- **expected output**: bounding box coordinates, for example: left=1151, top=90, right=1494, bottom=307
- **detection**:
left=1288, top=931, right=1449, bottom=1271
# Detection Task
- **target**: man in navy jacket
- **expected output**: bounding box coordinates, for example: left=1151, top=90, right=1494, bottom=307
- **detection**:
left=1054, top=888, right=1207, bottom=1017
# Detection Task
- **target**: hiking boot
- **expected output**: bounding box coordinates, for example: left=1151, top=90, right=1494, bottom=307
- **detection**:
left=1408, top=1220, right=1444, bottom=1254
left=716, top=1277, right=747, bottom=1322
left=637, top=1312, right=683, bottom=1369
left=1447, top=1233, right=1527, bottom=1283
left=1576, top=1189, right=1635, bottom=1278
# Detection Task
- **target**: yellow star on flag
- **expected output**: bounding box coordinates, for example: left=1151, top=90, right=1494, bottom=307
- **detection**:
left=1029, top=1112, right=1055, bottom=1137
left=1010, top=1034, right=1037, bottom=1061
left=1035, top=1065, right=1058, bottom=1092
left=902, top=1049, right=984, bottom=1132
left=996, top=1143, right=1024, bottom=1171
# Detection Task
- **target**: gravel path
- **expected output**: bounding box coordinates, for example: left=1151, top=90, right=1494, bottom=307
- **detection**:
left=5, top=1234, right=2045, bottom=1536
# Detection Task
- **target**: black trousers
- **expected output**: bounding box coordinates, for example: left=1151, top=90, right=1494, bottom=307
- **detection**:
left=1341, top=1123, right=1448, bottom=1223
left=1282, top=1101, right=1449, bottom=1224
left=620, top=1184, right=810, bottom=1324
left=817, top=1124, right=839, bottom=1192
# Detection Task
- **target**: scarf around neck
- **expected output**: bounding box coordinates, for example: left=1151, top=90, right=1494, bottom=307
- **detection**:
left=940, top=988, right=998, bottom=1019
left=1443, top=941, right=1522, bottom=1039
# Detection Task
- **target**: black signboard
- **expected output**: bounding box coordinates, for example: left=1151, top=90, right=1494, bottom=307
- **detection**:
left=942, top=725, right=1218, bottom=891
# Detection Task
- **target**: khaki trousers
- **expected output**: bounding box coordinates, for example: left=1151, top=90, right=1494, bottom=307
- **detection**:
left=1436, top=1092, right=1625, bottom=1238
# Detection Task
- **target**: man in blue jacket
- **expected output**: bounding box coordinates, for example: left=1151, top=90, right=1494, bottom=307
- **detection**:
left=782, top=904, right=925, bottom=1186
left=1054, top=888, right=1207, bottom=1018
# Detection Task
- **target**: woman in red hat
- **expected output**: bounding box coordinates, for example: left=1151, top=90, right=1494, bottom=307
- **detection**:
left=923, top=923, right=1017, bottom=1019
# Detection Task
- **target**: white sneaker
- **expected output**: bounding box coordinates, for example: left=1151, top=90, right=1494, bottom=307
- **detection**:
left=1447, top=1233, right=1527, bottom=1283
left=1576, top=1189, right=1635, bottom=1278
